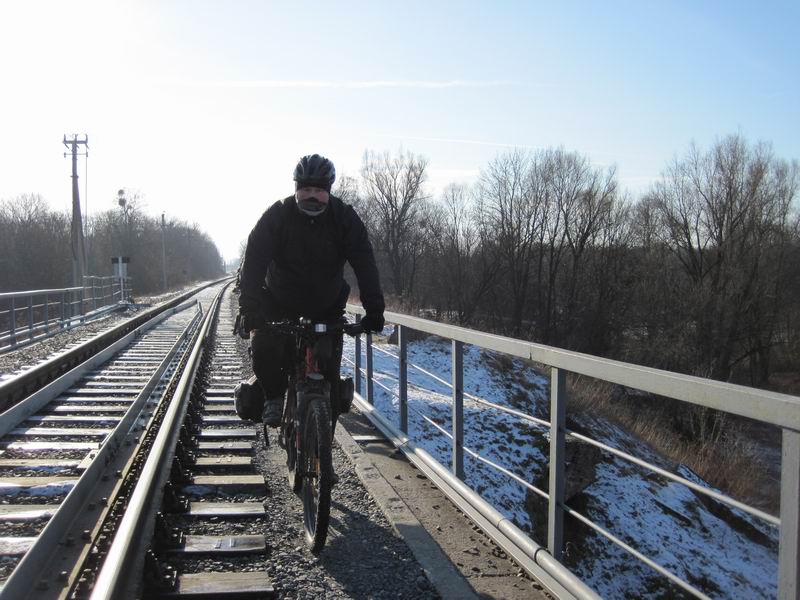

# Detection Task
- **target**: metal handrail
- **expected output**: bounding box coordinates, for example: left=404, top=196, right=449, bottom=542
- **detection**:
left=371, top=341, right=552, bottom=428
left=365, top=342, right=781, bottom=524
left=0, top=277, right=133, bottom=353
left=0, top=286, right=84, bottom=299
left=349, top=306, right=800, bottom=431
left=346, top=303, right=800, bottom=599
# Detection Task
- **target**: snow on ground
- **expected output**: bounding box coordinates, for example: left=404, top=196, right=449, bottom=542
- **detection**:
left=0, top=480, right=77, bottom=497
left=342, top=327, right=779, bottom=598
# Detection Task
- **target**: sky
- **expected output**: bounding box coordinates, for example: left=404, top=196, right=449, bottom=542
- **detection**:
left=1, top=0, right=798, bottom=262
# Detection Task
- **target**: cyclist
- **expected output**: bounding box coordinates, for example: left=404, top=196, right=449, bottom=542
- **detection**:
left=237, top=153, right=385, bottom=430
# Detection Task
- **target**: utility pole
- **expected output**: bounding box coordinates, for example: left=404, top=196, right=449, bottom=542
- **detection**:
left=63, top=134, right=89, bottom=288
left=161, top=212, right=167, bottom=292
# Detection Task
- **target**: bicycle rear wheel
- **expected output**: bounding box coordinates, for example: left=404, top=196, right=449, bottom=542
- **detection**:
left=301, top=394, right=333, bottom=553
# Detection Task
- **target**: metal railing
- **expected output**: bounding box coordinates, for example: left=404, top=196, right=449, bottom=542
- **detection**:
left=0, top=276, right=133, bottom=353
left=346, top=304, right=799, bottom=599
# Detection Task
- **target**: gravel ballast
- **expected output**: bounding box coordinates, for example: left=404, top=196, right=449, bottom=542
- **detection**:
left=185, top=292, right=442, bottom=599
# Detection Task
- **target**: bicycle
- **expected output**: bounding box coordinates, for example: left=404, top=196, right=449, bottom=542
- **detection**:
left=261, top=318, right=360, bottom=553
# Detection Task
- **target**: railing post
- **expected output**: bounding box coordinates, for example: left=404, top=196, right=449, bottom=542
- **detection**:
left=399, top=324, right=408, bottom=434
left=92, top=279, right=97, bottom=311
left=779, top=428, right=800, bottom=599
left=548, top=367, right=566, bottom=561
left=44, top=292, right=49, bottom=335
left=452, top=340, right=465, bottom=480
left=366, top=332, right=374, bottom=405
left=79, top=287, right=85, bottom=323
left=60, top=292, right=66, bottom=328
left=354, top=315, right=362, bottom=395
left=27, top=295, right=34, bottom=341
left=9, top=297, right=16, bottom=348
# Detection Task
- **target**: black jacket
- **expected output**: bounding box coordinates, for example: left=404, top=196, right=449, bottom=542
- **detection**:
left=239, top=195, right=384, bottom=319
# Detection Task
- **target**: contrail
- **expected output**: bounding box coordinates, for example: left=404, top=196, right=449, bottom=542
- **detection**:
left=377, top=134, right=541, bottom=149
left=173, top=79, right=520, bottom=89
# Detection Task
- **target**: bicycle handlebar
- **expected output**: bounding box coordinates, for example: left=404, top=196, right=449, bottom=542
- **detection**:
left=262, top=319, right=364, bottom=337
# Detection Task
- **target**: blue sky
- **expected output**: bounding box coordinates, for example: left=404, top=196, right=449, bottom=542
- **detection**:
left=0, top=0, right=797, bottom=261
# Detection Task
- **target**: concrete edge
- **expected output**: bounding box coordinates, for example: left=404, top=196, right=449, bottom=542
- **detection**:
left=334, top=419, right=480, bottom=600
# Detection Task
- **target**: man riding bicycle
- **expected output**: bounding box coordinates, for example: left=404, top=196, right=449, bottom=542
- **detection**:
left=237, top=153, right=385, bottom=430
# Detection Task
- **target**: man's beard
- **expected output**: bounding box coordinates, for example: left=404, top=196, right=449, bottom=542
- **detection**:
left=297, top=197, right=328, bottom=217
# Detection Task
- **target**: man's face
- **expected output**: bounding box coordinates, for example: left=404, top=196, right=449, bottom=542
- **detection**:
left=295, top=186, right=330, bottom=204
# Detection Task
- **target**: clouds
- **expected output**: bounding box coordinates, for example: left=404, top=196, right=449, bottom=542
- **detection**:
left=172, top=79, right=520, bottom=90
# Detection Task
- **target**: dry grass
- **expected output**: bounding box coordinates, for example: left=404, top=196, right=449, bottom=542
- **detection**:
left=566, top=374, right=777, bottom=514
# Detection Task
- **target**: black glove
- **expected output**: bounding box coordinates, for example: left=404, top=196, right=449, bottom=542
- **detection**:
left=237, top=311, right=264, bottom=339
left=360, top=313, right=385, bottom=333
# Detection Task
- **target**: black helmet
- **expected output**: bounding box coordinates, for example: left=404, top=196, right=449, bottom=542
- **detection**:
left=293, top=154, right=336, bottom=192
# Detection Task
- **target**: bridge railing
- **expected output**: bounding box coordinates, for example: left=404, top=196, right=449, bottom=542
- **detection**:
left=0, top=276, right=133, bottom=353
left=346, top=304, right=799, bottom=600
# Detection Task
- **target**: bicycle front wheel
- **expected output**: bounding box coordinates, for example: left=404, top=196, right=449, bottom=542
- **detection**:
left=301, top=394, right=333, bottom=553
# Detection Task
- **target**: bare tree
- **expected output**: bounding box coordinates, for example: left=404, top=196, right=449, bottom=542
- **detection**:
left=425, top=184, right=497, bottom=324
left=559, top=155, right=618, bottom=345
left=332, top=174, right=361, bottom=207
left=651, top=135, right=798, bottom=382
left=475, top=150, right=543, bottom=335
left=360, top=149, right=430, bottom=300
left=0, top=194, right=70, bottom=291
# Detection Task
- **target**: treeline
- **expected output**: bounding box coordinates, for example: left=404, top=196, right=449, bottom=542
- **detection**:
left=338, top=135, right=799, bottom=387
left=0, top=194, right=225, bottom=295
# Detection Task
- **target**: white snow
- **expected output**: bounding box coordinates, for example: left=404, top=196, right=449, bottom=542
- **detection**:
left=0, top=480, right=77, bottom=497
left=342, top=328, right=779, bottom=598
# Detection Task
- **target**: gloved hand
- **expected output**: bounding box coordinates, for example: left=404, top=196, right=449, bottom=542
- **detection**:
left=237, top=311, right=263, bottom=339
left=360, top=313, right=385, bottom=334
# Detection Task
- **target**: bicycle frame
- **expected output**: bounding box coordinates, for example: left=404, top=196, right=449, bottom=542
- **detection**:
left=265, top=319, right=360, bottom=477
left=261, top=318, right=361, bottom=552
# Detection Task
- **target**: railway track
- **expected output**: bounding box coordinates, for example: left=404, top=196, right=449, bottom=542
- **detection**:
left=87, top=282, right=273, bottom=600
left=0, top=280, right=228, bottom=412
left=0, top=282, right=249, bottom=599
left=0, top=280, right=444, bottom=600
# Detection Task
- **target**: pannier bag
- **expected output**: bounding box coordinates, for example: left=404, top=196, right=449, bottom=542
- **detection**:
left=234, top=375, right=265, bottom=421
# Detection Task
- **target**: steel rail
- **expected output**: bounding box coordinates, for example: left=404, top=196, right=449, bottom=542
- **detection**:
left=0, top=278, right=231, bottom=410
left=0, top=298, right=200, bottom=437
left=89, top=284, right=225, bottom=600
left=0, top=301, right=203, bottom=599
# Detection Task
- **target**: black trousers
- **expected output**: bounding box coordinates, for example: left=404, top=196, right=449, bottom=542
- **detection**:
left=250, top=327, right=344, bottom=401
left=249, top=287, right=345, bottom=404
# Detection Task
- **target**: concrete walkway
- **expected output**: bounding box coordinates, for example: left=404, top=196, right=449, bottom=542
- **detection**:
left=337, top=409, right=552, bottom=600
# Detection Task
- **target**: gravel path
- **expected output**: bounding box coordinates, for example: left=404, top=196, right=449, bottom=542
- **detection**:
left=247, top=427, right=440, bottom=599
